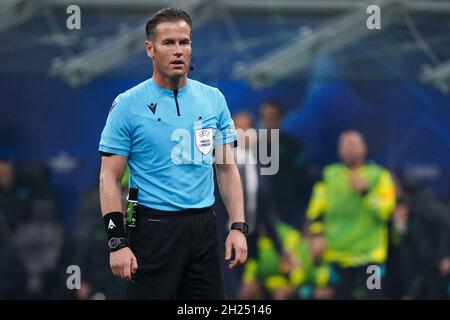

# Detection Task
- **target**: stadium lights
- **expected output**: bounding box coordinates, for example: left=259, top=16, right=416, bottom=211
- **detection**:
left=0, top=0, right=37, bottom=34
left=49, top=0, right=210, bottom=86
left=233, top=0, right=396, bottom=87
left=421, top=61, right=450, bottom=94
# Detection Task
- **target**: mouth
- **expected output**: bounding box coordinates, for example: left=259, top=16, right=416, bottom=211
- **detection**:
left=170, top=60, right=185, bottom=68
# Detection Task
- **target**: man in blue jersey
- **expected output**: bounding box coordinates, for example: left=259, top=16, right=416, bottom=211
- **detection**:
left=98, top=8, right=248, bottom=299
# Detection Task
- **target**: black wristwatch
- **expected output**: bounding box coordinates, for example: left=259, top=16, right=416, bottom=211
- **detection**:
left=108, top=237, right=128, bottom=252
left=230, top=222, right=249, bottom=236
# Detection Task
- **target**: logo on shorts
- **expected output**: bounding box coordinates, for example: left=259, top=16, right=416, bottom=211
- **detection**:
left=195, top=128, right=213, bottom=155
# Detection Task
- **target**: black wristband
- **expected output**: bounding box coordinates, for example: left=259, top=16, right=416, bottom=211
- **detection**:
left=103, top=211, right=126, bottom=240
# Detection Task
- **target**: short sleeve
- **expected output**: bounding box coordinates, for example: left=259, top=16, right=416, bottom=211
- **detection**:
left=98, top=95, right=132, bottom=157
left=213, top=90, right=237, bottom=147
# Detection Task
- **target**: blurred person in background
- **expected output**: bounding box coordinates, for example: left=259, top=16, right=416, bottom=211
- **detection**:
left=214, top=112, right=289, bottom=299
left=0, top=158, right=65, bottom=299
left=239, top=221, right=333, bottom=300
left=71, top=168, right=128, bottom=299
left=305, top=130, right=396, bottom=299
left=386, top=175, right=450, bottom=299
left=229, top=112, right=295, bottom=299
left=259, top=100, right=311, bottom=228
left=233, top=112, right=286, bottom=262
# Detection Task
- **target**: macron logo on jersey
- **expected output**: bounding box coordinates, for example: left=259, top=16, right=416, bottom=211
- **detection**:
left=108, top=219, right=116, bottom=229
left=148, top=102, right=157, bottom=114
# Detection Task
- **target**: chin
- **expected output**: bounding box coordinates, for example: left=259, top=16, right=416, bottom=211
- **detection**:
left=168, top=70, right=187, bottom=78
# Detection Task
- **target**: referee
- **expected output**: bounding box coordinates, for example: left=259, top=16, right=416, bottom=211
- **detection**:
left=98, top=8, right=248, bottom=299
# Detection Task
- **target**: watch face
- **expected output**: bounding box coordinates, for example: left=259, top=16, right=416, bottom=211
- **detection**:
left=108, top=238, right=120, bottom=249
left=232, top=223, right=249, bottom=234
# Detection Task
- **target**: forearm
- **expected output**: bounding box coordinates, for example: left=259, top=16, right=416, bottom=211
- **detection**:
left=306, top=182, right=326, bottom=235
left=216, top=163, right=245, bottom=223
left=99, top=176, right=124, bottom=216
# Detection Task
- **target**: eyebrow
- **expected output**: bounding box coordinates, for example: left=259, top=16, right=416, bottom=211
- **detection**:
left=161, top=37, right=190, bottom=42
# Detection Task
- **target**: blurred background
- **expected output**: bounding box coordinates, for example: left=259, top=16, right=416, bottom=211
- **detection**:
left=0, top=0, right=449, bottom=299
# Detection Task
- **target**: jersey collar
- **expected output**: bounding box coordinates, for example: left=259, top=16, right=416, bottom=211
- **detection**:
left=148, top=77, right=191, bottom=96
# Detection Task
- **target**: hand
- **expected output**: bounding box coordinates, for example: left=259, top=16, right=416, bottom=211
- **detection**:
left=308, top=235, right=326, bottom=261
left=280, top=251, right=300, bottom=273
left=225, top=230, right=247, bottom=269
left=350, top=170, right=368, bottom=193
left=110, top=246, right=138, bottom=281
left=76, top=281, right=92, bottom=300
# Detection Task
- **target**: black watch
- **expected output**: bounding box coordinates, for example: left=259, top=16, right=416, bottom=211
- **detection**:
left=108, top=237, right=128, bottom=252
left=230, top=222, right=249, bottom=236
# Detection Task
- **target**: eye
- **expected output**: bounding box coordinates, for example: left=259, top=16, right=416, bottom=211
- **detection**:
left=181, top=39, right=191, bottom=46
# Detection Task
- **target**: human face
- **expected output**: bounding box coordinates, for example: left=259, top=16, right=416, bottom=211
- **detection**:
left=234, top=114, right=256, bottom=150
left=234, top=114, right=253, bottom=131
left=145, top=20, right=192, bottom=86
left=338, top=132, right=367, bottom=168
left=260, top=103, right=282, bottom=130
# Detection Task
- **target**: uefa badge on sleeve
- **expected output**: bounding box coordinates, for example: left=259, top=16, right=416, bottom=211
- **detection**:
left=195, top=128, right=213, bottom=155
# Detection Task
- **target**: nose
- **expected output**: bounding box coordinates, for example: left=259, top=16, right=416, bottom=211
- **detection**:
left=173, top=42, right=183, bottom=56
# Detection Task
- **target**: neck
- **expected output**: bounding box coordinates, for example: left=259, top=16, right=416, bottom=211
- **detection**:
left=153, top=72, right=187, bottom=90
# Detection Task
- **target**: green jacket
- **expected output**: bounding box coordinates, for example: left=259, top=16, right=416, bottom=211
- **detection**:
left=306, top=163, right=395, bottom=267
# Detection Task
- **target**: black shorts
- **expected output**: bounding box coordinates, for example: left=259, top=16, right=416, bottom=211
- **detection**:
left=126, top=205, right=226, bottom=300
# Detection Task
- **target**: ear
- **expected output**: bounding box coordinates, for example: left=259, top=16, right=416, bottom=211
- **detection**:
left=145, top=40, right=154, bottom=59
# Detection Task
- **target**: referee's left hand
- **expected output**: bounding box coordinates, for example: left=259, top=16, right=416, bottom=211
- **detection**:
left=225, top=230, right=247, bottom=269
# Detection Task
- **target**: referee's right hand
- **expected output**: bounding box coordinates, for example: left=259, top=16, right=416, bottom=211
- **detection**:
left=110, top=247, right=138, bottom=281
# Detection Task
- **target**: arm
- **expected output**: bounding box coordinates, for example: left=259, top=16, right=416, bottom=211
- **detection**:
left=99, top=155, right=127, bottom=215
left=99, top=154, right=137, bottom=281
left=305, top=181, right=327, bottom=260
left=215, top=143, right=247, bottom=269
left=362, top=170, right=396, bottom=221
left=305, top=181, right=327, bottom=235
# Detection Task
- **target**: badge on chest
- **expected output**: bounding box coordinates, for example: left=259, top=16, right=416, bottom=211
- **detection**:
left=195, top=128, right=213, bottom=155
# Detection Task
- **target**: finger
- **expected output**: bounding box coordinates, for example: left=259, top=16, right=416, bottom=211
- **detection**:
left=110, top=264, right=118, bottom=277
left=110, top=262, right=119, bottom=277
left=229, top=248, right=242, bottom=269
left=229, top=259, right=238, bottom=269
left=225, top=241, right=232, bottom=260
left=234, top=247, right=244, bottom=265
left=242, top=247, right=248, bottom=264
left=236, top=246, right=248, bottom=266
left=131, top=256, right=138, bottom=274
left=239, top=247, right=247, bottom=264
left=115, top=265, right=123, bottom=279
left=124, top=261, right=132, bottom=281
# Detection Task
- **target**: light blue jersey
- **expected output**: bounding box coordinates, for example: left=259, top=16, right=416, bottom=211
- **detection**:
left=99, top=78, right=236, bottom=211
